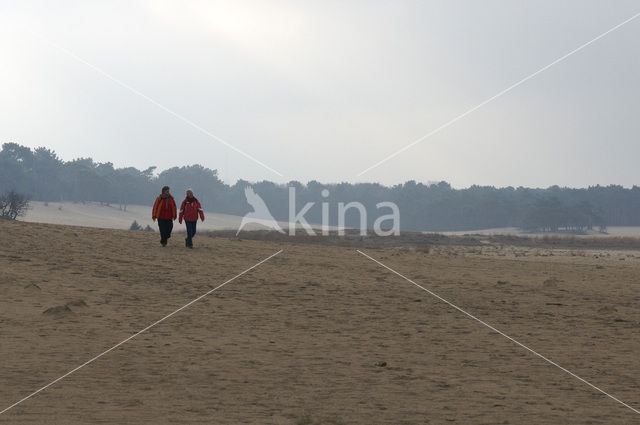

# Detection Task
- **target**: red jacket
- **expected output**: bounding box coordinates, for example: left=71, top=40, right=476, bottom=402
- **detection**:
left=152, top=195, right=177, bottom=220
left=179, top=197, right=205, bottom=223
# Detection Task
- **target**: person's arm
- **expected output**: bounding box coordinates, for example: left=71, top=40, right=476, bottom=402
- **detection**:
left=198, top=201, right=205, bottom=221
left=152, top=197, right=159, bottom=221
left=171, top=198, right=177, bottom=220
left=178, top=200, right=185, bottom=224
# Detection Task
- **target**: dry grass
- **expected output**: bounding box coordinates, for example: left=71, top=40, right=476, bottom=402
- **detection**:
left=487, top=234, right=640, bottom=250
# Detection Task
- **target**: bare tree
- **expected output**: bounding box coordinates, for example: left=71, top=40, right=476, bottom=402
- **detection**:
left=0, top=190, right=30, bottom=220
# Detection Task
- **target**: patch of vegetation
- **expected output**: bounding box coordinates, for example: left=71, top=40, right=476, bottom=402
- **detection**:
left=129, top=220, right=143, bottom=231
left=0, top=190, right=30, bottom=220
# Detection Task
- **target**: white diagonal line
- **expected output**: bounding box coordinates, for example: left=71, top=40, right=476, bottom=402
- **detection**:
left=357, top=249, right=640, bottom=415
left=23, top=28, right=283, bottom=177
left=0, top=249, right=283, bottom=416
left=357, top=10, right=640, bottom=176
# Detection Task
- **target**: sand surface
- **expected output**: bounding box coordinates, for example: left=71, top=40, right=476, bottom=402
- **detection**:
left=23, top=201, right=289, bottom=232
left=1, top=220, right=639, bottom=424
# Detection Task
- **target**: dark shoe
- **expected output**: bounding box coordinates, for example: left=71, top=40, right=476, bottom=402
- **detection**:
left=187, top=245, right=193, bottom=249
left=161, top=241, right=167, bottom=247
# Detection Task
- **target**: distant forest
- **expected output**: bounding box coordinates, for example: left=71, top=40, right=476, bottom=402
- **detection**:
left=2, top=142, right=640, bottom=232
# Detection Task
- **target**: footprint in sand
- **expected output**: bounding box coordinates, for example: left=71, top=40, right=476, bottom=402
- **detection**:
left=543, top=277, right=562, bottom=288
left=42, top=305, right=73, bottom=317
left=67, top=299, right=88, bottom=308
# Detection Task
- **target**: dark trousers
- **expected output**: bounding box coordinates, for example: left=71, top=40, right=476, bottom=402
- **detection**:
left=158, top=219, right=173, bottom=245
left=185, top=220, right=197, bottom=246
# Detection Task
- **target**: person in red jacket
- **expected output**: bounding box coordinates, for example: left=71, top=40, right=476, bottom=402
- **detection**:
left=152, top=186, right=177, bottom=246
left=179, top=189, right=205, bottom=248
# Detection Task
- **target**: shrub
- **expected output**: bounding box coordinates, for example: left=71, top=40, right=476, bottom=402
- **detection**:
left=0, top=190, right=30, bottom=220
left=129, top=220, right=143, bottom=231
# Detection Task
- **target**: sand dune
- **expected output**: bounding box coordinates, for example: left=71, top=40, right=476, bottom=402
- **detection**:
left=22, top=201, right=287, bottom=232
left=1, top=220, right=639, bottom=424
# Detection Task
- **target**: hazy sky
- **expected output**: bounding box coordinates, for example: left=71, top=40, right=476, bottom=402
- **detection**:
left=1, top=1, right=639, bottom=188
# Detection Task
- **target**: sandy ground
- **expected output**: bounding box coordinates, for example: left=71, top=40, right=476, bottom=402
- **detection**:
left=23, top=201, right=290, bottom=232
left=1, top=220, right=639, bottom=424
left=23, top=201, right=640, bottom=238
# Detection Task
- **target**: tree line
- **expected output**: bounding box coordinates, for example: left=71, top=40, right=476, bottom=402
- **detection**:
left=2, top=142, right=639, bottom=232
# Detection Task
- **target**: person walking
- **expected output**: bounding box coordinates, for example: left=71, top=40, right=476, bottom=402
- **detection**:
left=179, top=189, right=205, bottom=248
left=152, top=186, right=177, bottom=246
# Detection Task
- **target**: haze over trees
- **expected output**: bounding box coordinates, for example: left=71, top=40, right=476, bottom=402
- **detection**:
left=1, top=143, right=637, bottom=232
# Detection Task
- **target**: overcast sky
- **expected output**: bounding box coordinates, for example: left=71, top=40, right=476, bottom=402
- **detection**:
left=1, top=1, right=639, bottom=188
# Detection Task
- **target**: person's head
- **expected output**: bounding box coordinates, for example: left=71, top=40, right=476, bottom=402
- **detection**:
left=161, top=186, right=170, bottom=197
left=186, top=189, right=194, bottom=199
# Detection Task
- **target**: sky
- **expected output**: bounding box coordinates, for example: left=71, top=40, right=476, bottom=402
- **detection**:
left=1, top=0, right=639, bottom=188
